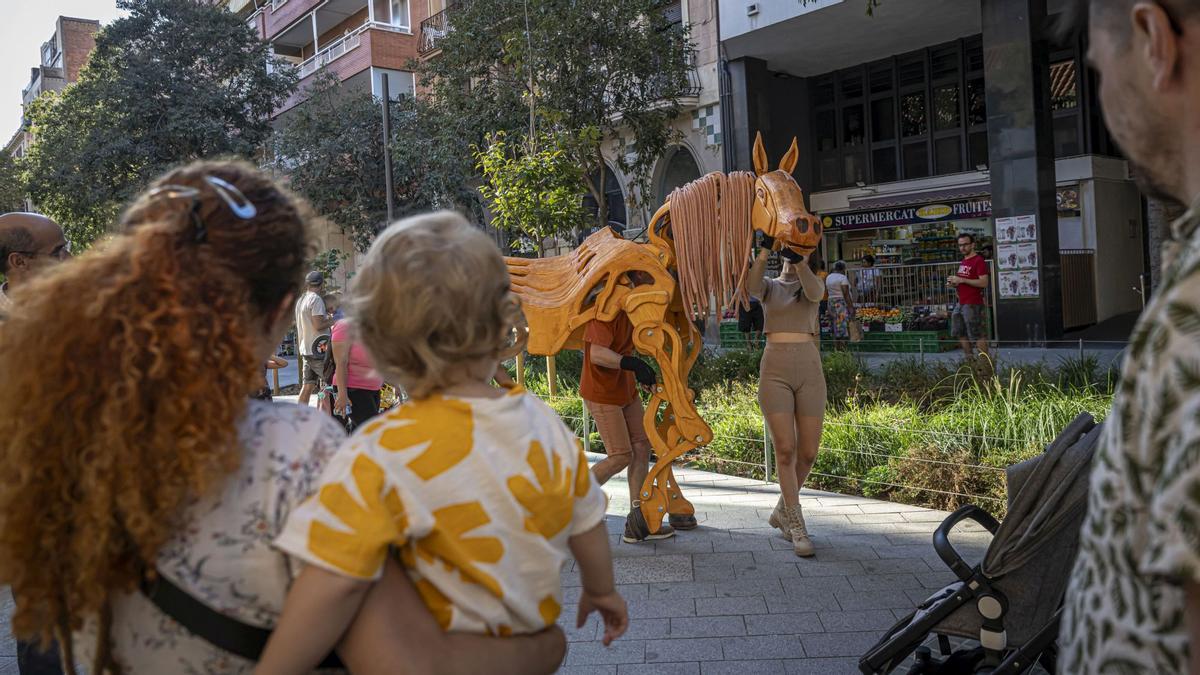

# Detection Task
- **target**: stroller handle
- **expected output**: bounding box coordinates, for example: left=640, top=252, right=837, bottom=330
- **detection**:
left=933, top=505, right=1000, bottom=582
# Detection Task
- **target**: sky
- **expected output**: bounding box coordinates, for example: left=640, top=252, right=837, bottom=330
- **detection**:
left=0, top=0, right=126, bottom=141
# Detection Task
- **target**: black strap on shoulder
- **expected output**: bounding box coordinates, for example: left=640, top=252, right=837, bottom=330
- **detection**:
left=140, top=572, right=343, bottom=669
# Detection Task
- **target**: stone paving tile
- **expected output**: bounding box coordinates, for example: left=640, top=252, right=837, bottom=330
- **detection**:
left=622, top=618, right=672, bottom=641
left=713, top=533, right=778, bottom=552
left=834, top=589, right=921, bottom=611
left=563, top=641, right=647, bottom=666
left=610, top=542, right=660, bottom=558
left=794, top=559, right=867, bottom=577
left=654, top=537, right=718, bottom=554
left=619, top=662, right=701, bottom=675
left=874, top=544, right=934, bottom=559
left=616, top=584, right=649, bottom=601
left=903, top=510, right=954, bottom=522
left=693, top=564, right=736, bottom=582
left=613, top=554, right=694, bottom=584
left=647, top=581, right=716, bottom=599
left=765, top=590, right=842, bottom=613
left=669, top=615, right=748, bottom=638
left=783, top=657, right=863, bottom=674
left=906, top=588, right=938, bottom=604
left=799, top=630, right=887, bottom=658
left=693, top=551, right=757, bottom=567
left=798, top=545, right=881, bottom=562
left=803, top=505, right=866, bottom=516
left=644, top=638, right=725, bottom=663
left=915, top=571, right=959, bottom=589
left=0, top=660, right=16, bottom=675
left=559, top=666, right=618, bottom=675
left=703, top=660, right=789, bottom=674
left=857, top=502, right=932, bottom=514
left=627, top=597, right=697, bottom=619
left=811, top=534, right=894, bottom=549
left=847, top=513, right=907, bottom=524
left=783, top=575, right=853, bottom=594
left=734, top=562, right=802, bottom=579
left=721, top=634, right=807, bottom=660
left=559, top=608, right=601, bottom=642
left=695, top=595, right=768, bottom=616
left=700, top=658, right=792, bottom=672
left=817, top=609, right=901, bottom=632
left=847, top=574, right=923, bottom=592
left=713, top=578, right=785, bottom=597
left=744, top=611, right=823, bottom=635
left=859, top=558, right=934, bottom=575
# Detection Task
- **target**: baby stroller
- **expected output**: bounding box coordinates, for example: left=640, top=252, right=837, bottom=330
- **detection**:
left=859, top=413, right=1102, bottom=675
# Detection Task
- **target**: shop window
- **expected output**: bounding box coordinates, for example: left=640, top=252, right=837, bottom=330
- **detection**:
left=818, top=156, right=841, bottom=188
left=872, top=147, right=898, bottom=183
left=869, top=62, right=893, bottom=94
left=816, top=109, right=837, bottom=152
left=1050, top=59, right=1078, bottom=110
left=843, top=105, right=866, bottom=147
left=934, top=85, right=960, bottom=131
left=871, top=98, right=895, bottom=141
left=844, top=153, right=867, bottom=184
left=902, top=142, right=929, bottom=178
left=969, top=131, right=989, bottom=169
left=1054, top=115, right=1082, bottom=157
left=967, top=78, right=986, bottom=126
left=935, top=136, right=962, bottom=174
left=901, top=92, right=927, bottom=137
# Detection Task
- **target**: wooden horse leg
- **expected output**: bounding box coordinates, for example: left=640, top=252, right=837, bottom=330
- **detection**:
left=625, top=300, right=713, bottom=534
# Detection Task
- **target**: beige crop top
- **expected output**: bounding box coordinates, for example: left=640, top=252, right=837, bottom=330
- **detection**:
left=745, top=254, right=826, bottom=335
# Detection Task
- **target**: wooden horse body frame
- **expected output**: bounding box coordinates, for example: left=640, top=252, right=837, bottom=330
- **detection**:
left=506, top=134, right=824, bottom=533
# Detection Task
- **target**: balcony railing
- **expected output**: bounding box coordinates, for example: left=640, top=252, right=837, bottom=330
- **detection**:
left=419, top=5, right=452, bottom=55
left=297, top=27, right=364, bottom=79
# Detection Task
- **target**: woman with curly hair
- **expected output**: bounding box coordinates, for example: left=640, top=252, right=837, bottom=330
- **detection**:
left=0, top=160, right=565, bottom=674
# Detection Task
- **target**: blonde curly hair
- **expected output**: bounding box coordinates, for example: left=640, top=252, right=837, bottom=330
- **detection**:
left=0, top=159, right=313, bottom=672
left=350, top=211, right=526, bottom=399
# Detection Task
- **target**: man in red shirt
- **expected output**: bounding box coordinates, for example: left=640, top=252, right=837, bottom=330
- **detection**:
left=947, top=233, right=990, bottom=363
left=581, top=313, right=677, bottom=543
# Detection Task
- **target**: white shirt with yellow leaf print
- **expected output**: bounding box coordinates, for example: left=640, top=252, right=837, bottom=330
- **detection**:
left=275, top=386, right=608, bottom=636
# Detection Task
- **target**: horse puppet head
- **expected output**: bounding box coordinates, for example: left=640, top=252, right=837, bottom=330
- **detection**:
left=750, top=132, right=822, bottom=258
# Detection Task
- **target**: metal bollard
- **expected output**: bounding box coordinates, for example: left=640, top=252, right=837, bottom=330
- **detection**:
left=763, top=418, right=773, bottom=483
left=1079, top=338, right=1084, bottom=361
left=582, top=403, right=591, bottom=453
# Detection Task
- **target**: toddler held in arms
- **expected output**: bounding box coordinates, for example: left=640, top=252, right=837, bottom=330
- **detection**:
left=258, top=212, right=626, bottom=673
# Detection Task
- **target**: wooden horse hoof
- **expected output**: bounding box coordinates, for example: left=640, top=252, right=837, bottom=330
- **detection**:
left=669, top=514, right=698, bottom=531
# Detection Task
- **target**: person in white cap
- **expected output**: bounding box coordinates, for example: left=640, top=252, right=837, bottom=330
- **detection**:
left=294, top=270, right=333, bottom=405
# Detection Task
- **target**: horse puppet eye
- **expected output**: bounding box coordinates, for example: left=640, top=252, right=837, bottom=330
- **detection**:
left=756, top=187, right=766, bottom=202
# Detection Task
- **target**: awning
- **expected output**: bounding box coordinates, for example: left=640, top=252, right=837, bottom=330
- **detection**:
left=847, top=184, right=991, bottom=210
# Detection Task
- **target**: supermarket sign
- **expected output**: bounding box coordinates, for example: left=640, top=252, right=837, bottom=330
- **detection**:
left=822, top=198, right=992, bottom=231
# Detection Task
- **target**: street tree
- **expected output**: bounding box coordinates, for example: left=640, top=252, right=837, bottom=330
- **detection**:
left=420, top=0, right=695, bottom=227
left=21, top=0, right=295, bottom=247
left=0, top=154, right=25, bottom=213
left=275, top=73, right=481, bottom=252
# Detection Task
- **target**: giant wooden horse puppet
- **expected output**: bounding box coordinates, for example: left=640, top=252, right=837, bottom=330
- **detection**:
left=506, top=133, right=823, bottom=534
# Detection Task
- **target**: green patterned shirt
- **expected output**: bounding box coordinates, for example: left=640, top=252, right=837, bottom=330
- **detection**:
left=1063, top=199, right=1200, bottom=672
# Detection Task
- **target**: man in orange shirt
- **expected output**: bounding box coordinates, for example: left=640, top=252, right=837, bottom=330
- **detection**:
left=582, top=313, right=676, bottom=543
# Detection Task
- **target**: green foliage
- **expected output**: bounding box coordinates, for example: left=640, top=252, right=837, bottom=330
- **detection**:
left=420, top=0, right=695, bottom=226
left=21, top=0, right=296, bottom=248
left=0, top=153, right=25, bottom=213
left=476, top=130, right=590, bottom=252
left=309, top=249, right=350, bottom=291
left=275, top=75, right=483, bottom=252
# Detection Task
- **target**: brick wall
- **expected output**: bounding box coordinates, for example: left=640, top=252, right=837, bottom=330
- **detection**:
left=58, top=17, right=99, bottom=84
left=318, top=8, right=369, bottom=49
left=367, top=27, right=418, bottom=71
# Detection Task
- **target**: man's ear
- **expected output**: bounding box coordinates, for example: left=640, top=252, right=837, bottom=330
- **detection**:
left=1133, top=2, right=1183, bottom=92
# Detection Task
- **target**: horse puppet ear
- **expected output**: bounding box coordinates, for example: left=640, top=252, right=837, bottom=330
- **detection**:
left=752, top=132, right=769, bottom=176
left=779, top=138, right=799, bottom=174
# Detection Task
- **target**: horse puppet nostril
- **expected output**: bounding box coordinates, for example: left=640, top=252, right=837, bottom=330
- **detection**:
left=796, top=218, right=809, bottom=234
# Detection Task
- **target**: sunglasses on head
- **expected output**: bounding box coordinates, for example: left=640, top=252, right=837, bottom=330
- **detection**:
left=144, top=176, right=258, bottom=243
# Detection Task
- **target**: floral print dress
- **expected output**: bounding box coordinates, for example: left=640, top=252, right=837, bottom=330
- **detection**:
left=72, top=400, right=347, bottom=674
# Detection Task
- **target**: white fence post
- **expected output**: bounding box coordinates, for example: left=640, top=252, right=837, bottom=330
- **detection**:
left=582, top=403, right=591, bottom=453
left=763, top=419, right=773, bottom=483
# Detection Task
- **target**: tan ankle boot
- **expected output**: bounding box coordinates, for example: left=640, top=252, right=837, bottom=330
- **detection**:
left=786, top=504, right=815, bottom=557
left=768, top=495, right=790, bottom=540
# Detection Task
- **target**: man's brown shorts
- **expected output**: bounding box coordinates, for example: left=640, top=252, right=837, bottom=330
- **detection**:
left=586, top=398, right=649, bottom=455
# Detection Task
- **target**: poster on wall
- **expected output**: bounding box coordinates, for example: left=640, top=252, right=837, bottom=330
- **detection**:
left=998, top=270, right=1041, bottom=299
left=995, top=214, right=1039, bottom=244
left=996, top=242, right=1039, bottom=269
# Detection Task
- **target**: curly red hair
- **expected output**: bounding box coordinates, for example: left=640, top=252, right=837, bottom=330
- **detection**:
left=0, top=160, right=313, bottom=664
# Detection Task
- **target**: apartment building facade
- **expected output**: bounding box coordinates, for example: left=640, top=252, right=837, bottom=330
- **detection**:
left=5, top=16, right=100, bottom=161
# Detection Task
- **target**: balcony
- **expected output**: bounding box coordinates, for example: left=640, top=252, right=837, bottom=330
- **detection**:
left=274, top=23, right=418, bottom=115
left=418, top=5, right=452, bottom=56
left=297, top=27, right=363, bottom=79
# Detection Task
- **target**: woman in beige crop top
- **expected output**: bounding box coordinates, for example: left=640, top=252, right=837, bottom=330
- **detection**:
left=744, top=238, right=827, bottom=558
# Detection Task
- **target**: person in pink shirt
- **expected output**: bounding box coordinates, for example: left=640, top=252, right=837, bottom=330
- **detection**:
left=330, top=318, right=384, bottom=430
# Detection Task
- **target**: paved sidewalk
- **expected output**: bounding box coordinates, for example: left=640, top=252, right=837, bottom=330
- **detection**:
left=558, top=455, right=992, bottom=674
left=0, top=459, right=993, bottom=674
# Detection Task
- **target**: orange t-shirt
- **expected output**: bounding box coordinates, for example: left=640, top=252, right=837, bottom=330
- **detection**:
left=580, top=316, right=637, bottom=406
